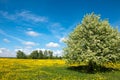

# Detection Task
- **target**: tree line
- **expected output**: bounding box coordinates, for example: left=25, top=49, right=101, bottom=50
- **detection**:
left=16, top=50, right=61, bottom=59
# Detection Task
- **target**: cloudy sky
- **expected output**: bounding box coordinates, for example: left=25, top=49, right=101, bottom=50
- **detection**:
left=0, top=0, right=120, bottom=57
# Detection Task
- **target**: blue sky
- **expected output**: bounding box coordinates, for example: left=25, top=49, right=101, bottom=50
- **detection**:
left=0, top=0, right=120, bottom=57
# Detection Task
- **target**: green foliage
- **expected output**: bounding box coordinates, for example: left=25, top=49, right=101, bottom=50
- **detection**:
left=64, top=13, right=120, bottom=72
left=16, top=50, right=55, bottom=59
left=38, top=50, right=44, bottom=59
left=43, top=50, right=53, bottom=59
left=44, top=50, right=49, bottom=59
left=29, top=50, right=39, bottom=59
left=48, top=50, right=53, bottom=59
left=16, top=50, right=27, bottom=59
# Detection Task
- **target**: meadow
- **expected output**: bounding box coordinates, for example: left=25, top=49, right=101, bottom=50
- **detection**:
left=0, top=58, right=120, bottom=80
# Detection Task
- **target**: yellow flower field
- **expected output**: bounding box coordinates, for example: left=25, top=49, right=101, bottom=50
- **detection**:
left=0, top=58, right=66, bottom=80
left=0, top=58, right=120, bottom=80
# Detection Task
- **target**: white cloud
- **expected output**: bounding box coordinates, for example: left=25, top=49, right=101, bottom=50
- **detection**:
left=46, top=42, right=60, bottom=48
left=35, top=48, right=46, bottom=52
left=48, top=23, right=66, bottom=38
left=53, top=50, right=63, bottom=56
left=23, top=41, right=38, bottom=46
left=0, top=29, right=38, bottom=47
left=0, top=29, right=25, bottom=42
left=59, top=37, right=67, bottom=42
left=15, top=47, right=32, bottom=55
left=51, top=23, right=65, bottom=32
left=0, top=10, right=48, bottom=23
left=18, top=10, right=48, bottom=23
left=3, top=38, right=10, bottom=43
left=0, top=48, right=16, bottom=57
left=26, top=31, right=40, bottom=37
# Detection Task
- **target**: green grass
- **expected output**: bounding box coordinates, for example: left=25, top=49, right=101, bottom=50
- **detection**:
left=0, top=58, right=120, bottom=80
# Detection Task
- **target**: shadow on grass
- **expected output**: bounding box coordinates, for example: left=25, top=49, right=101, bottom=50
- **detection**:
left=67, top=65, right=119, bottom=74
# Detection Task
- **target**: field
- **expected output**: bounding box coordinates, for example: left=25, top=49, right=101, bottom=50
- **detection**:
left=0, top=58, right=120, bottom=80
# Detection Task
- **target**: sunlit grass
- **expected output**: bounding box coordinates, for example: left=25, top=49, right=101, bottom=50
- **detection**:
left=0, top=58, right=120, bottom=80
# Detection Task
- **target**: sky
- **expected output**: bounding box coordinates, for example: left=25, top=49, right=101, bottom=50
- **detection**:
left=0, top=0, right=120, bottom=57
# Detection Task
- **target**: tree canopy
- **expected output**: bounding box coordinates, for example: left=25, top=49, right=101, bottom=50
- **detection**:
left=64, top=13, right=120, bottom=71
left=16, top=50, right=27, bottom=59
left=16, top=50, right=56, bottom=59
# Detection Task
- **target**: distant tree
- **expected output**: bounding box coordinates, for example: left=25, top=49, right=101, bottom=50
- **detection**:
left=16, top=50, right=27, bottom=59
left=29, top=50, right=39, bottom=59
left=64, top=13, right=120, bottom=72
left=44, top=50, right=48, bottom=59
left=16, top=49, right=55, bottom=59
left=43, top=50, right=53, bottom=59
left=48, top=50, right=53, bottom=59
left=38, top=50, right=44, bottom=59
